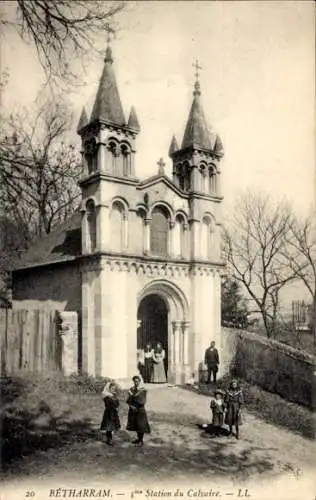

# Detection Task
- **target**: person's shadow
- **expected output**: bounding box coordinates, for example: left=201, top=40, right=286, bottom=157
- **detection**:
left=197, top=423, right=231, bottom=437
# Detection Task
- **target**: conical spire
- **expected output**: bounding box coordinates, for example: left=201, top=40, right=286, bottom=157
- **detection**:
left=213, top=134, right=224, bottom=157
left=127, top=106, right=140, bottom=132
left=77, top=106, right=88, bottom=132
left=181, top=60, right=211, bottom=150
left=90, top=44, right=126, bottom=126
left=168, top=135, right=179, bottom=157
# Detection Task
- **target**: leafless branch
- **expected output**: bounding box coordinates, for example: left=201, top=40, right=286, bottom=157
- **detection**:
left=1, top=0, right=126, bottom=88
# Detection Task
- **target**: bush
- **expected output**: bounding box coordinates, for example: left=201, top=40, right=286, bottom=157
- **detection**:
left=0, top=373, right=114, bottom=467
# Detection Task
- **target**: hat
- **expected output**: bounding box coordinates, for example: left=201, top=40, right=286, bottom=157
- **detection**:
left=214, top=389, right=225, bottom=396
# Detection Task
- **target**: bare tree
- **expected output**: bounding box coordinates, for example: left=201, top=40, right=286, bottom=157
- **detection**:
left=223, top=191, right=297, bottom=338
left=286, top=213, right=316, bottom=344
left=0, top=93, right=82, bottom=242
left=0, top=0, right=126, bottom=86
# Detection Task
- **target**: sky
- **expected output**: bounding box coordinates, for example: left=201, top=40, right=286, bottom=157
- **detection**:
left=1, top=1, right=315, bottom=217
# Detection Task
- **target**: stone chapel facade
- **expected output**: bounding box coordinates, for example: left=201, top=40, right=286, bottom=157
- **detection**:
left=12, top=45, right=225, bottom=384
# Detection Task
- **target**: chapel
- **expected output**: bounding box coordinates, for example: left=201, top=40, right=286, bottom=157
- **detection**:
left=11, top=44, right=225, bottom=384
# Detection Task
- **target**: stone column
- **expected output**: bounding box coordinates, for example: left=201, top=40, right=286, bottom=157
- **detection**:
left=58, top=311, right=79, bottom=376
left=172, top=320, right=181, bottom=384
left=144, top=219, right=151, bottom=254
left=98, top=204, right=110, bottom=252
left=182, top=321, right=191, bottom=383
left=169, top=221, right=175, bottom=257
left=183, top=223, right=188, bottom=259
left=123, top=214, right=128, bottom=249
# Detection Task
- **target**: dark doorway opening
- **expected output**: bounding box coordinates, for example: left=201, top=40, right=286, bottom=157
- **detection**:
left=137, top=294, right=168, bottom=376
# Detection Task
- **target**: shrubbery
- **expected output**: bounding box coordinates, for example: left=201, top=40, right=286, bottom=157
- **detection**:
left=0, top=373, right=112, bottom=467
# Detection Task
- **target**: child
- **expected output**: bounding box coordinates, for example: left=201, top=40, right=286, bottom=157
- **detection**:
left=100, top=381, right=121, bottom=446
left=126, top=375, right=151, bottom=446
left=224, top=379, right=243, bottom=439
left=210, top=389, right=225, bottom=436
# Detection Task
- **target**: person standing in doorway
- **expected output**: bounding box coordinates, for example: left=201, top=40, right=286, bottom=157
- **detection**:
left=152, top=342, right=167, bottom=383
left=126, top=375, right=151, bottom=446
left=204, top=340, right=220, bottom=384
left=143, top=343, right=153, bottom=383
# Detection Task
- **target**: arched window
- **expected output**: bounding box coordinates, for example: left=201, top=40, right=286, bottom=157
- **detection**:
left=85, top=139, right=97, bottom=174
left=121, top=144, right=130, bottom=177
left=86, top=199, right=97, bottom=252
left=201, top=216, right=211, bottom=259
left=184, top=163, right=191, bottom=191
left=108, top=141, right=119, bottom=176
left=200, top=164, right=208, bottom=193
left=110, top=201, right=125, bottom=251
left=209, top=165, right=217, bottom=194
left=176, top=165, right=185, bottom=190
left=150, top=205, right=169, bottom=257
left=174, top=214, right=186, bottom=258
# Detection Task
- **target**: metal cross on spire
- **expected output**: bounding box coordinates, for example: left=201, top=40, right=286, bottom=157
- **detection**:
left=193, top=59, right=202, bottom=96
left=193, top=59, right=202, bottom=82
left=104, top=24, right=115, bottom=62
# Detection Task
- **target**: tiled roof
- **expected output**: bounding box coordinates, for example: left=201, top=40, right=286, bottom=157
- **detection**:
left=12, top=212, right=82, bottom=271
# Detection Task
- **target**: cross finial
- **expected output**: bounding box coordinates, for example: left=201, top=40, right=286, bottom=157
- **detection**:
left=157, top=157, right=166, bottom=176
left=104, top=24, right=115, bottom=63
left=106, top=24, right=116, bottom=45
left=193, top=59, right=202, bottom=81
left=193, top=59, right=202, bottom=96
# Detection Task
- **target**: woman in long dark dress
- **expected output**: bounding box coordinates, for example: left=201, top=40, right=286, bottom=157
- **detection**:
left=126, top=375, right=151, bottom=446
left=100, top=381, right=121, bottom=446
left=210, top=389, right=226, bottom=436
left=143, top=343, right=153, bottom=383
left=152, top=342, right=167, bottom=383
left=224, top=379, right=243, bottom=439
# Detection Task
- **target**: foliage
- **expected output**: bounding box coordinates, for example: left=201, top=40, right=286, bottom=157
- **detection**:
left=0, top=94, right=83, bottom=245
left=0, top=0, right=126, bottom=87
left=223, top=191, right=298, bottom=338
left=0, top=373, right=113, bottom=465
left=221, top=277, right=248, bottom=328
left=285, top=213, right=316, bottom=344
left=194, top=375, right=315, bottom=439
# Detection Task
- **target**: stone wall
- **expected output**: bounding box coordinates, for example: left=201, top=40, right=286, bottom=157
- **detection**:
left=220, top=327, right=316, bottom=410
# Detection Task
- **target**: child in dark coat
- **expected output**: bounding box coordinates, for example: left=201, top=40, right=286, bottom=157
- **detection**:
left=224, top=379, right=243, bottom=439
left=100, top=381, right=121, bottom=446
left=126, top=375, right=151, bottom=446
left=210, top=389, right=226, bottom=436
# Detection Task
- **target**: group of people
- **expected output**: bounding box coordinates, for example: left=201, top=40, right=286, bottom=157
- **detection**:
left=137, top=342, right=167, bottom=383
left=100, top=375, right=150, bottom=447
left=99, top=339, right=243, bottom=446
left=209, top=380, right=243, bottom=439
left=204, top=341, right=243, bottom=439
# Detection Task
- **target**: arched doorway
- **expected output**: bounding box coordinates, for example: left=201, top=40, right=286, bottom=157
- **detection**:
left=137, top=294, right=168, bottom=375
left=137, top=279, right=190, bottom=384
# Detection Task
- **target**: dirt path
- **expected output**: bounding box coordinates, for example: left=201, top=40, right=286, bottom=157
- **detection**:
left=1, top=386, right=315, bottom=498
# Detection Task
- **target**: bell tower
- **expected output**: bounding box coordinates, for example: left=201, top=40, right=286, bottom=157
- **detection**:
left=168, top=60, right=224, bottom=196
left=168, top=60, right=224, bottom=264
left=77, top=39, right=140, bottom=255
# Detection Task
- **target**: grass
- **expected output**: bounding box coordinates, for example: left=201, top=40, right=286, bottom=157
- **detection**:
left=0, top=373, right=118, bottom=467
left=183, top=375, right=316, bottom=440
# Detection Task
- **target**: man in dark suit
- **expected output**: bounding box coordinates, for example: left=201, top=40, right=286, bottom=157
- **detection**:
left=204, top=341, right=219, bottom=383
